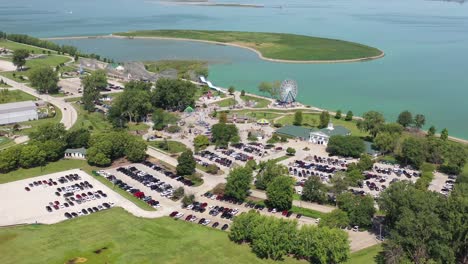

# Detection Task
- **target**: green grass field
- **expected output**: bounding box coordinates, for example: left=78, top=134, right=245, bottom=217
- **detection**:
left=71, top=103, right=113, bottom=132
left=345, top=244, right=382, bottom=264
left=0, top=89, right=36, bottom=104
left=0, top=208, right=304, bottom=264
left=290, top=205, right=326, bottom=219
left=145, top=60, right=208, bottom=78
left=0, top=159, right=93, bottom=184
left=0, top=136, right=13, bottom=149
left=0, top=55, right=70, bottom=83
left=215, top=97, right=236, bottom=107
left=230, top=109, right=283, bottom=121
left=148, top=140, right=189, bottom=154
left=127, top=122, right=150, bottom=132
left=0, top=39, right=54, bottom=54
left=115, top=30, right=383, bottom=61
left=241, top=95, right=271, bottom=108
left=276, top=113, right=368, bottom=137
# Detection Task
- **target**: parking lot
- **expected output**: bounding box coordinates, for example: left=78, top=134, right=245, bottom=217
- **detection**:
left=0, top=170, right=122, bottom=225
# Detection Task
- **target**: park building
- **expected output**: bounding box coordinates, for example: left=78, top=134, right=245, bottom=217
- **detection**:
left=0, top=101, right=38, bottom=125
left=64, top=148, right=87, bottom=160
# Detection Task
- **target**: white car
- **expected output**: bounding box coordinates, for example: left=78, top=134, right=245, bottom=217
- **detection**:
left=211, top=195, right=217, bottom=200
left=202, top=219, right=211, bottom=226
left=175, top=212, right=184, bottom=218
left=187, top=204, right=194, bottom=210
left=315, top=218, right=321, bottom=224
left=352, top=226, right=359, bottom=232
left=190, top=216, right=197, bottom=222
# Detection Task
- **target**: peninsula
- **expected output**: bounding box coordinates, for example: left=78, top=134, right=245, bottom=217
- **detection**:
left=113, top=30, right=384, bottom=63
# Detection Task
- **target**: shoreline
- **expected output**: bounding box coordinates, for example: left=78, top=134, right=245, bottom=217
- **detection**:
left=43, top=36, right=467, bottom=143
left=44, top=35, right=385, bottom=64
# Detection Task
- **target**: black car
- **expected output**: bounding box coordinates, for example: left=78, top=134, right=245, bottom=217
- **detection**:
left=64, top=212, right=72, bottom=219
left=212, top=222, right=220, bottom=228
left=82, top=209, right=88, bottom=215
left=221, top=224, right=229, bottom=231
left=296, top=214, right=302, bottom=219
left=46, top=206, right=52, bottom=212
left=71, top=212, right=78, bottom=217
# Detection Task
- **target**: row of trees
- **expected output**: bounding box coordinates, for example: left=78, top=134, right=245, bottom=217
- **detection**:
left=229, top=211, right=350, bottom=263
left=0, top=124, right=89, bottom=173
left=326, top=135, right=365, bottom=158
left=1, top=32, right=106, bottom=61
left=292, top=110, right=353, bottom=127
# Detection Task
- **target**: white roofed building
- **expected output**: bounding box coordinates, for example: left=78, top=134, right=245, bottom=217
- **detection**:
left=0, top=101, right=38, bottom=125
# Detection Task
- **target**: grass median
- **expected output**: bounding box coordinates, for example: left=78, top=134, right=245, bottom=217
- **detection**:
left=290, top=205, right=326, bottom=219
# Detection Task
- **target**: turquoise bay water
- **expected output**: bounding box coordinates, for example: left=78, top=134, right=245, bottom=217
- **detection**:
left=2, top=0, right=468, bottom=138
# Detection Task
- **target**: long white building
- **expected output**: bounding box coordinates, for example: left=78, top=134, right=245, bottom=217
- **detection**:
left=0, top=101, right=38, bottom=125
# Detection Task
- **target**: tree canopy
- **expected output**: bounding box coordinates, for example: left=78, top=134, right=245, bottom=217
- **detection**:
left=176, top=149, right=196, bottom=176
left=12, top=49, right=29, bottom=70
left=357, top=111, right=385, bottom=137
left=266, top=176, right=294, bottom=210
left=326, top=135, right=365, bottom=158
left=82, top=70, right=107, bottom=111
left=152, top=78, right=196, bottom=111
left=225, top=166, right=253, bottom=201
left=29, top=66, right=59, bottom=94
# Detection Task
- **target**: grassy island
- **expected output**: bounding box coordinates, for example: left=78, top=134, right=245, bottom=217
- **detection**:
left=114, top=30, right=383, bottom=62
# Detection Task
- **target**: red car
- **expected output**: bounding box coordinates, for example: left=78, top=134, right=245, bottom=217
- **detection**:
left=201, top=202, right=208, bottom=208
left=169, top=211, right=178, bottom=217
left=133, top=192, right=145, bottom=199
left=282, top=210, right=288, bottom=216
left=185, top=214, right=193, bottom=221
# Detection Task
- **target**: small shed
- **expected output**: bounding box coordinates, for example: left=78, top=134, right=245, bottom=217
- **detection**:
left=64, top=148, right=86, bottom=159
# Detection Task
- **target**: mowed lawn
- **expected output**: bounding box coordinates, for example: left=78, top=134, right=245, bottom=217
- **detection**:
left=241, top=95, right=271, bottom=108
left=115, top=30, right=382, bottom=61
left=0, top=89, right=36, bottom=103
left=345, top=244, right=382, bottom=264
left=71, top=103, right=113, bottom=132
left=148, top=140, right=189, bottom=154
left=215, top=97, right=236, bottom=107
left=0, top=208, right=305, bottom=264
left=276, top=113, right=368, bottom=137
left=0, top=159, right=93, bottom=184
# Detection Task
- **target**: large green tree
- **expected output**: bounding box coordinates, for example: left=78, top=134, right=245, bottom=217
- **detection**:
left=266, top=176, right=294, bottom=210
left=397, top=110, right=413, bottom=127
left=301, top=176, right=328, bottom=204
left=326, top=135, right=365, bottom=158
left=82, top=69, right=107, bottom=111
left=294, top=225, right=350, bottom=264
left=211, top=123, right=239, bottom=147
left=414, top=114, right=426, bottom=129
left=193, top=135, right=210, bottom=151
left=319, top=111, right=330, bottom=128
left=255, top=160, right=288, bottom=190
left=19, top=144, right=46, bottom=168
left=337, top=192, right=375, bottom=228
left=152, top=78, right=196, bottom=111
left=229, top=210, right=263, bottom=243
left=400, top=137, right=427, bottom=168
left=293, top=110, right=303, bottom=126
left=152, top=108, right=178, bottom=131
left=125, top=137, right=147, bottom=162
left=318, top=209, right=350, bottom=229
left=29, top=66, right=59, bottom=94
left=225, top=166, right=253, bottom=201
left=12, top=49, right=29, bottom=70
left=176, top=149, right=196, bottom=176
left=357, top=111, right=385, bottom=137
left=0, top=146, right=22, bottom=173
left=30, top=123, right=66, bottom=142
left=251, top=217, right=297, bottom=260
left=374, top=132, right=399, bottom=154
